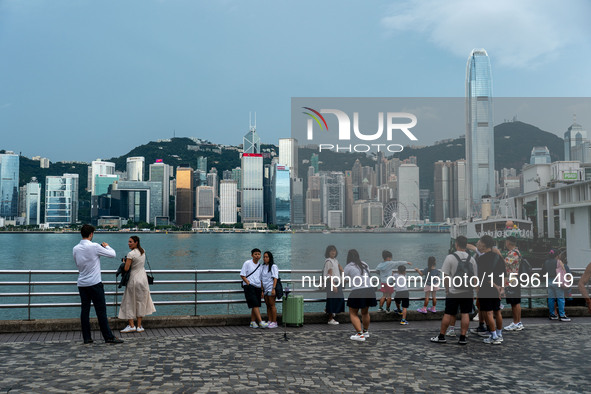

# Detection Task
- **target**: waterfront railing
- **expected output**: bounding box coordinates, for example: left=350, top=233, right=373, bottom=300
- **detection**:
left=0, top=268, right=587, bottom=320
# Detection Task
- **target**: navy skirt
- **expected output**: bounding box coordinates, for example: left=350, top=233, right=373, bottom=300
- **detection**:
left=325, top=287, right=345, bottom=314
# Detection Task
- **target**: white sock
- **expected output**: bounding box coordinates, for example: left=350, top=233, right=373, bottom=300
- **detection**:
left=496, top=329, right=502, bottom=336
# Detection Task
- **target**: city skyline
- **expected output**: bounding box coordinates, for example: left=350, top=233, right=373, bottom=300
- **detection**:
left=1, top=1, right=590, bottom=161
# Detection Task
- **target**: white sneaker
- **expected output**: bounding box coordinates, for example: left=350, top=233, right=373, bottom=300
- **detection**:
left=514, top=322, right=524, bottom=331
left=120, top=325, right=136, bottom=333
left=445, top=327, right=456, bottom=337
left=328, top=319, right=339, bottom=325
left=472, top=314, right=479, bottom=321
left=136, top=326, right=144, bottom=333
left=362, top=330, right=370, bottom=338
left=258, top=321, right=269, bottom=328
left=504, top=322, right=517, bottom=331
left=350, top=333, right=366, bottom=342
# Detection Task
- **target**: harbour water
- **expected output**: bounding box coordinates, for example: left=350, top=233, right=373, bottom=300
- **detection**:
left=1, top=232, right=451, bottom=320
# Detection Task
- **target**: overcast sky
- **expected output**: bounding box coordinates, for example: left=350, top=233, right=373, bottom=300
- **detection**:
left=1, top=0, right=590, bottom=162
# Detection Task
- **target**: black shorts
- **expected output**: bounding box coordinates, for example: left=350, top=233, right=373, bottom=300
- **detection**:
left=394, top=291, right=410, bottom=308
left=243, top=285, right=262, bottom=308
left=347, top=288, right=378, bottom=309
left=506, top=297, right=521, bottom=305
left=479, top=297, right=501, bottom=312
left=444, top=292, right=473, bottom=315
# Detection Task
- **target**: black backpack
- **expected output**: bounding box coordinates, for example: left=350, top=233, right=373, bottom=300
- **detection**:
left=452, top=252, right=475, bottom=291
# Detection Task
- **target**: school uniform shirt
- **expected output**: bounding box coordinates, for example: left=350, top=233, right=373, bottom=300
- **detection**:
left=261, top=264, right=279, bottom=293
left=73, top=239, right=116, bottom=287
left=240, top=259, right=263, bottom=288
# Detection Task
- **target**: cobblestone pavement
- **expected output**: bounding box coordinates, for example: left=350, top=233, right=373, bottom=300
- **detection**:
left=1, top=319, right=590, bottom=393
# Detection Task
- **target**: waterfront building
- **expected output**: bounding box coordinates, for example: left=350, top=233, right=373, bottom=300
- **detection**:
left=465, top=48, right=495, bottom=217
left=18, top=185, right=26, bottom=220
left=88, top=160, right=115, bottom=195
left=530, top=146, right=552, bottom=164
left=241, top=153, right=264, bottom=223
left=263, top=163, right=275, bottom=224
left=110, top=180, right=163, bottom=224
left=175, top=167, right=194, bottom=226
left=320, top=172, right=345, bottom=229
left=24, top=178, right=41, bottom=225
left=149, top=161, right=172, bottom=220
left=419, top=189, right=432, bottom=221
left=344, top=171, right=354, bottom=227
left=434, top=160, right=467, bottom=221
left=352, top=200, right=384, bottom=228
left=0, top=153, right=19, bottom=219
left=94, top=174, right=119, bottom=196
left=195, top=186, right=214, bottom=221
left=397, top=164, right=420, bottom=224
left=126, top=156, right=145, bottom=181
left=45, top=174, right=79, bottom=227
left=219, top=180, right=237, bottom=224
left=278, top=138, right=298, bottom=179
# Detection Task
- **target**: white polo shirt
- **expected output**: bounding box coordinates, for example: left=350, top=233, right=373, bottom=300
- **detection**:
left=73, top=239, right=117, bottom=287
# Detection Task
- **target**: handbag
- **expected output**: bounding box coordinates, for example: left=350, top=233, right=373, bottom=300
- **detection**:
left=274, top=278, right=284, bottom=300
left=145, top=255, right=154, bottom=285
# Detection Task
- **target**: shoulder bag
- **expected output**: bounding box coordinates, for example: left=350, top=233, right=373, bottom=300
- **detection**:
left=241, top=263, right=261, bottom=288
left=145, top=254, right=154, bottom=285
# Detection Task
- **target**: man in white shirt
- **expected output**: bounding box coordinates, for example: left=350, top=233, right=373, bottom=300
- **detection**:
left=73, top=224, right=123, bottom=344
left=240, top=248, right=268, bottom=328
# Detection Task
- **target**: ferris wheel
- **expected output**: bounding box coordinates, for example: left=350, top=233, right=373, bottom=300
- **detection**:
left=383, top=200, right=409, bottom=228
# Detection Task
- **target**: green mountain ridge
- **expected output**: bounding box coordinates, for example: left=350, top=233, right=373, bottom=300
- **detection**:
left=3, top=120, right=564, bottom=222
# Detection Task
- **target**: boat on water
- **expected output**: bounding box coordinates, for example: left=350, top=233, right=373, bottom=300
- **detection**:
left=449, top=216, right=561, bottom=266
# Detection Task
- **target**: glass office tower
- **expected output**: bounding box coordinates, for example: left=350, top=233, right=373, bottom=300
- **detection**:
left=275, top=165, right=291, bottom=226
left=45, top=174, right=79, bottom=227
left=0, top=153, right=19, bottom=219
left=465, top=48, right=494, bottom=217
left=241, top=153, right=264, bottom=223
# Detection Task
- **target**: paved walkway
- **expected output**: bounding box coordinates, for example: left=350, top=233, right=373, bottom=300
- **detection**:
left=1, top=317, right=590, bottom=392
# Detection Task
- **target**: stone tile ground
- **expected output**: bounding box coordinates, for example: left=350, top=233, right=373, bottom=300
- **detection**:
left=0, top=321, right=589, bottom=392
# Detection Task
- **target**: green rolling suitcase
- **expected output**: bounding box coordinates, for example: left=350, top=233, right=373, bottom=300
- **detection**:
left=282, top=295, right=304, bottom=326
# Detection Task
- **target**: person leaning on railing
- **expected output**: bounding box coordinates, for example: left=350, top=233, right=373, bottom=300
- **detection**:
left=578, top=262, right=591, bottom=314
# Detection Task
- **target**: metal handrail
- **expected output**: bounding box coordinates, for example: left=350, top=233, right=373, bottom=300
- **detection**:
left=0, top=268, right=587, bottom=319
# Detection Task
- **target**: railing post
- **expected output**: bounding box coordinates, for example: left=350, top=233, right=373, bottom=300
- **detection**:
left=528, top=285, right=532, bottom=309
left=194, top=271, right=198, bottom=316
left=114, top=277, right=119, bottom=318
left=27, top=271, right=32, bottom=321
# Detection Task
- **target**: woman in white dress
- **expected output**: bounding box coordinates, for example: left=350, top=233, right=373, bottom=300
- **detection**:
left=119, top=236, right=156, bottom=333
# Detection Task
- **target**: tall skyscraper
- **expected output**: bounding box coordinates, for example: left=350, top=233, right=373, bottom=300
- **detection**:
left=243, top=125, right=260, bottom=154
left=0, top=153, right=19, bottom=219
left=195, top=186, right=215, bottom=220
left=274, top=165, right=291, bottom=226
left=25, top=178, right=41, bottom=225
left=88, top=160, right=115, bottom=195
left=565, top=119, right=590, bottom=163
left=126, top=157, right=145, bottom=181
left=320, top=172, right=345, bottom=229
left=45, top=174, right=79, bottom=227
left=149, top=161, right=171, bottom=219
left=310, top=153, right=319, bottom=174
left=220, top=180, right=238, bottom=224
left=278, top=138, right=298, bottom=179
left=306, top=174, right=321, bottom=225
left=530, top=146, right=552, bottom=164
left=291, top=178, right=305, bottom=225
left=241, top=153, right=264, bottom=223
left=466, top=48, right=494, bottom=217
left=197, top=156, right=208, bottom=172
left=207, top=168, right=218, bottom=198
left=175, top=167, right=194, bottom=225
